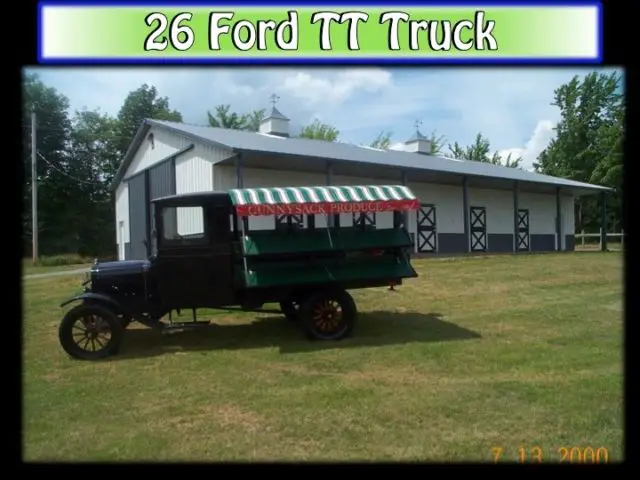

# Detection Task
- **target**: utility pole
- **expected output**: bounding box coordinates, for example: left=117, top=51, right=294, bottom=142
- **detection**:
left=31, top=110, right=38, bottom=262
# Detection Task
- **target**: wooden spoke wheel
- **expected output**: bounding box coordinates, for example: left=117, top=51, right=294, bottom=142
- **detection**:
left=58, top=303, right=124, bottom=360
left=299, top=290, right=357, bottom=341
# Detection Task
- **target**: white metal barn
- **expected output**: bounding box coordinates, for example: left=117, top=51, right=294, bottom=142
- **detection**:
left=111, top=107, right=611, bottom=261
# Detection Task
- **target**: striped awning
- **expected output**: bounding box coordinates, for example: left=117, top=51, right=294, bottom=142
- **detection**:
left=228, top=185, right=419, bottom=217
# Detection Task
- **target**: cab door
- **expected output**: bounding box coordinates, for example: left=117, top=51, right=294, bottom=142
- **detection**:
left=155, top=203, right=235, bottom=309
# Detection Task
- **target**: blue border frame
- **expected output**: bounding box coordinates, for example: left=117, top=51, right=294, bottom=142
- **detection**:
left=37, top=0, right=604, bottom=65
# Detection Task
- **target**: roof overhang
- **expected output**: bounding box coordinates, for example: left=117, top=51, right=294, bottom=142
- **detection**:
left=217, top=149, right=613, bottom=197
left=111, top=121, right=152, bottom=191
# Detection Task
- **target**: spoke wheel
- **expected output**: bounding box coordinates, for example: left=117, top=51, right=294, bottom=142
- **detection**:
left=299, top=290, right=356, bottom=341
left=59, top=303, right=124, bottom=360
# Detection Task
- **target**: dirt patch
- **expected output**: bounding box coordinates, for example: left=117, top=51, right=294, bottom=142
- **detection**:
left=166, top=403, right=267, bottom=434
left=604, top=300, right=623, bottom=312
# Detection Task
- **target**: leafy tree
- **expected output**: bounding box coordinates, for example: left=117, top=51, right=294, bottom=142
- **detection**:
left=534, top=71, right=623, bottom=231
left=427, top=131, right=446, bottom=155
left=245, top=108, right=266, bottom=131
left=22, top=73, right=74, bottom=255
left=370, top=130, right=392, bottom=149
left=207, top=104, right=266, bottom=131
left=66, top=109, right=121, bottom=255
left=115, top=84, right=182, bottom=154
left=208, top=104, right=249, bottom=130
left=447, top=132, right=522, bottom=168
left=298, top=119, right=339, bottom=141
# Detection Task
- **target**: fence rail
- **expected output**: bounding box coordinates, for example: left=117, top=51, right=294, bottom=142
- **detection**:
left=575, top=229, right=625, bottom=250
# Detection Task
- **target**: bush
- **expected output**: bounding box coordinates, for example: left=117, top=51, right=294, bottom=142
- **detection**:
left=28, top=254, right=93, bottom=267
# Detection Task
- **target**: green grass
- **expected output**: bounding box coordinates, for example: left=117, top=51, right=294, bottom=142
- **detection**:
left=22, top=252, right=624, bottom=462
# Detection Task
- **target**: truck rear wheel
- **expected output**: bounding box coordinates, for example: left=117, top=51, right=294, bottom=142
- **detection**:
left=58, top=303, right=124, bottom=360
left=298, top=289, right=356, bottom=341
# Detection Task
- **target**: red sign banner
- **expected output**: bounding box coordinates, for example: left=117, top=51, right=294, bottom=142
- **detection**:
left=234, top=199, right=420, bottom=217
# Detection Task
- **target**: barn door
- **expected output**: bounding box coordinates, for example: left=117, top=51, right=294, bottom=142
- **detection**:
left=127, top=173, right=150, bottom=260
left=275, top=214, right=304, bottom=230
left=469, top=206, right=487, bottom=252
left=516, top=208, right=530, bottom=251
left=416, top=204, right=437, bottom=253
left=353, top=211, right=376, bottom=228
left=149, top=160, right=176, bottom=255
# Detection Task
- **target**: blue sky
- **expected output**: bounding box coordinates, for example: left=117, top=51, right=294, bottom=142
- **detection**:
left=28, top=66, right=622, bottom=170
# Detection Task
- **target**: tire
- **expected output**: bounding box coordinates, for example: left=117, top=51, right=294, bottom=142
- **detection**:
left=279, top=299, right=300, bottom=321
left=58, top=303, right=125, bottom=360
left=298, top=289, right=357, bottom=341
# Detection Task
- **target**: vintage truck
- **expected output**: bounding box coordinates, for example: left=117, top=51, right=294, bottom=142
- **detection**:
left=57, top=184, right=420, bottom=360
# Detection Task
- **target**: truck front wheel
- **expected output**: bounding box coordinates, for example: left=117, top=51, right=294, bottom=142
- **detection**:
left=298, top=289, right=357, bottom=341
left=58, top=303, right=125, bottom=360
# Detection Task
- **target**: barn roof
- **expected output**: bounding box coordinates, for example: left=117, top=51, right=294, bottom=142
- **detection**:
left=112, top=119, right=612, bottom=195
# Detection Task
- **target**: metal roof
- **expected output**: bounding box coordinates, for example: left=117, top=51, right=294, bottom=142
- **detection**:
left=112, top=118, right=612, bottom=194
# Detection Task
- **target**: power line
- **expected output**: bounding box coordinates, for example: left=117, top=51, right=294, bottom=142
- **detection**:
left=36, top=151, right=106, bottom=186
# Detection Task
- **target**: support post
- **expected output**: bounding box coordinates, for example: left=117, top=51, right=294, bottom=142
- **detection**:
left=31, top=110, right=38, bottom=262
left=326, top=162, right=335, bottom=227
left=235, top=154, right=247, bottom=232
left=462, top=176, right=470, bottom=253
left=401, top=170, right=409, bottom=227
left=555, top=187, right=562, bottom=251
left=513, top=181, right=519, bottom=252
left=600, top=191, right=607, bottom=251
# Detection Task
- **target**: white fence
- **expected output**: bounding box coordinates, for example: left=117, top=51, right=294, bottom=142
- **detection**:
left=575, top=229, right=625, bottom=250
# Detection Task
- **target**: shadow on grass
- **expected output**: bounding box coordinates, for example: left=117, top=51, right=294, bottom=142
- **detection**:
left=112, top=311, right=481, bottom=361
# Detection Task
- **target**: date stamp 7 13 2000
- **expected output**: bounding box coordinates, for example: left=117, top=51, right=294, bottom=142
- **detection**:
left=492, top=446, right=610, bottom=463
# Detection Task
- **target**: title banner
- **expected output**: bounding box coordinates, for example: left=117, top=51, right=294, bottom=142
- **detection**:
left=38, top=2, right=602, bottom=63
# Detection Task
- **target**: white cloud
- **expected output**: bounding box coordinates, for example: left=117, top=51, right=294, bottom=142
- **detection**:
left=498, top=120, right=557, bottom=171
left=281, top=68, right=392, bottom=108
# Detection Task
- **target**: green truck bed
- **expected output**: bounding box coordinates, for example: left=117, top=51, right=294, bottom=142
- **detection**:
left=241, top=227, right=413, bottom=256
left=236, top=227, right=417, bottom=289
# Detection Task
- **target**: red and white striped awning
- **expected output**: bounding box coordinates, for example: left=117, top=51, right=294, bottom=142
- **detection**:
left=228, top=184, right=419, bottom=217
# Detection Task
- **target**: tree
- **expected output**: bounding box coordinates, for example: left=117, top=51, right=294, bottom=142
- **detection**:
left=245, top=109, right=266, bottom=131
left=533, top=71, right=623, bottom=231
left=66, top=109, right=122, bottom=255
left=447, top=132, right=522, bottom=168
left=115, top=84, right=182, bottom=154
left=208, top=104, right=249, bottom=130
left=370, top=130, right=392, bottom=149
left=298, top=119, right=339, bottom=141
left=427, top=131, right=446, bottom=155
left=207, top=104, right=266, bottom=131
left=22, top=73, right=74, bottom=255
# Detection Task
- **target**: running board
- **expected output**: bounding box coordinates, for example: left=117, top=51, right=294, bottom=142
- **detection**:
left=161, top=321, right=212, bottom=334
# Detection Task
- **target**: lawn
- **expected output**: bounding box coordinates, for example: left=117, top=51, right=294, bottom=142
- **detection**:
left=22, top=252, right=624, bottom=463
left=22, top=263, right=92, bottom=276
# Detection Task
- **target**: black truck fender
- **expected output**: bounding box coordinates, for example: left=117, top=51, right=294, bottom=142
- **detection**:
left=60, top=292, right=125, bottom=314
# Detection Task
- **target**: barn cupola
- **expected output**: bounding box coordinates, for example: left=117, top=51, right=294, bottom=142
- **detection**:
left=259, top=94, right=290, bottom=137
left=404, top=120, right=432, bottom=155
